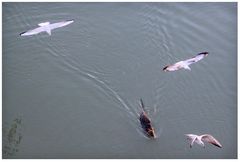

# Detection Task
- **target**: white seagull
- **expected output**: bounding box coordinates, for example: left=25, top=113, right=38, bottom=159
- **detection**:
left=185, top=134, right=222, bottom=148
left=163, top=52, right=209, bottom=72
left=20, top=20, right=74, bottom=36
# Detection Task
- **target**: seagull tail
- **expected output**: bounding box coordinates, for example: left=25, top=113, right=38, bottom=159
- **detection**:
left=184, top=65, right=191, bottom=71
left=46, top=29, right=52, bottom=36
left=185, top=134, right=197, bottom=148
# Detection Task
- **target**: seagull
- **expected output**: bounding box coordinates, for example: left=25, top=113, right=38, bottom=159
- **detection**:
left=139, top=99, right=156, bottom=139
left=185, top=134, right=222, bottom=148
left=20, top=20, right=74, bottom=36
left=163, top=52, right=209, bottom=72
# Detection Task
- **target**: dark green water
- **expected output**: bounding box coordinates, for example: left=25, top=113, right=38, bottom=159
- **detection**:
left=2, top=2, right=237, bottom=159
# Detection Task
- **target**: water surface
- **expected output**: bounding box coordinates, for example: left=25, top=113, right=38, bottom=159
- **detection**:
left=2, top=2, right=237, bottom=159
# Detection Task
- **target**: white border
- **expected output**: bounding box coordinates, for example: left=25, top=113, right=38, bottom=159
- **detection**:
left=1, top=1, right=238, bottom=161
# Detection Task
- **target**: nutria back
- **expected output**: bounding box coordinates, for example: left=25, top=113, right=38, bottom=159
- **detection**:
left=139, top=112, right=155, bottom=138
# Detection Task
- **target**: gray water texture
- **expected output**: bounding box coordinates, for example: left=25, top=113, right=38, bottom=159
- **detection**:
left=2, top=2, right=237, bottom=159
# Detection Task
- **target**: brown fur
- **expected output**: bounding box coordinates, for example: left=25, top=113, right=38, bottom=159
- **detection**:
left=139, top=112, right=156, bottom=138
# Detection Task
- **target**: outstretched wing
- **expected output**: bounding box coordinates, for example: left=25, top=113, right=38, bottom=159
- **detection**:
left=49, top=20, right=74, bottom=30
left=201, top=134, right=222, bottom=148
left=163, top=61, right=184, bottom=72
left=183, top=52, right=209, bottom=66
left=20, top=26, right=44, bottom=36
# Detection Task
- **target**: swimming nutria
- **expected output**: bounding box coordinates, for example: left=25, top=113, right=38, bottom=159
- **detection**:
left=139, top=99, right=156, bottom=139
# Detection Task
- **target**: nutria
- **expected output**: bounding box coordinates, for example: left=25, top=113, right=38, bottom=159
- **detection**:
left=139, top=99, right=156, bottom=139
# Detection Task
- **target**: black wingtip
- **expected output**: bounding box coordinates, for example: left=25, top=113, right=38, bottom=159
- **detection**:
left=212, top=143, right=222, bottom=148
left=19, top=31, right=26, bottom=36
left=163, top=66, right=168, bottom=71
left=65, top=19, right=74, bottom=22
left=197, top=52, right=209, bottom=56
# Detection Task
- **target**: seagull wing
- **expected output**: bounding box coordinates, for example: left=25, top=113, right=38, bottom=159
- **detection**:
left=20, top=26, right=44, bottom=36
left=49, top=20, right=74, bottom=30
left=183, top=52, right=208, bottom=66
left=201, top=134, right=222, bottom=148
left=163, top=61, right=184, bottom=71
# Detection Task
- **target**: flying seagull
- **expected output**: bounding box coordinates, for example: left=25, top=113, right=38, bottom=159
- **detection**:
left=139, top=99, right=156, bottom=139
left=20, top=20, right=74, bottom=36
left=185, top=134, right=222, bottom=148
left=163, top=52, right=209, bottom=72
